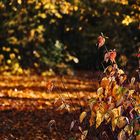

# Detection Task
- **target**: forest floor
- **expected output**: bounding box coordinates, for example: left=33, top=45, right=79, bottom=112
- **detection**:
left=0, top=71, right=100, bottom=140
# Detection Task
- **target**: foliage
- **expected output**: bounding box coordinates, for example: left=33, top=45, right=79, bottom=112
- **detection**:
left=78, top=36, right=140, bottom=139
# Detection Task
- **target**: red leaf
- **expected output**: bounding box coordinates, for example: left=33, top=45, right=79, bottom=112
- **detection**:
left=97, top=35, right=105, bottom=48
left=104, top=49, right=116, bottom=63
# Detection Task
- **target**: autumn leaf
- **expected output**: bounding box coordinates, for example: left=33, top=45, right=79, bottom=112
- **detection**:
left=97, top=35, right=105, bottom=48
left=47, top=120, right=56, bottom=129
left=104, top=112, right=111, bottom=123
left=124, top=125, right=133, bottom=136
left=111, top=106, right=122, bottom=119
left=81, top=130, right=88, bottom=140
left=119, top=74, right=127, bottom=84
left=89, top=98, right=97, bottom=110
left=117, top=116, right=129, bottom=129
left=118, top=69, right=125, bottom=75
left=104, top=49, right=116, bottom=63
left=100, top=77, right=110, bottom=89
left=117, top=130, right=126, bottom=140
left=96, top=110, right=104, bottom=128
left=57, top=103, right=70, bottom=111
left=89, top=111, right=96, bottom=126
left=70, top=120, right=76, bottom=131
left=130, top=77, right=135, bottom=85
left=79, top=111, right=87, bottom=123
left=112, top=118, right=118, bottom=131
left=46, top=80, right=54, bottom=92
left=109, top=49, right=117, bottom=63
left=97, top=87, right=104, bottom=96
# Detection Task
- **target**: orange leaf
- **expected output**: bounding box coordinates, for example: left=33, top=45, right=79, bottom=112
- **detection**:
left=100, top=77, right=110, bottom=89
left=89, top=111, right=96, bottom=126
left=79, top=111, right=87, bottom=123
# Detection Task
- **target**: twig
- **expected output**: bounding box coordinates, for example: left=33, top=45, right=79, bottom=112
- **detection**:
left=60, top=77, right=77, bottom=111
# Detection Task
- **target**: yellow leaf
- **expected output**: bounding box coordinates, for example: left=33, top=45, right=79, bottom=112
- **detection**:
left=79, top=111, right=87, bottom=123
left=81, top=130, right=88, bottom=140
left=96, top=111, right=104, bottom=128
left=17, top=0, right=22, bottom=4
left=124, top=125, right=133, bottom=136
left=104, top=113, right=111, bottom=123
left=111, top=106, right=122, bottom=119
left=97, top=87, right=104, bottom=96
left=112, top=118, right=118, bottom=131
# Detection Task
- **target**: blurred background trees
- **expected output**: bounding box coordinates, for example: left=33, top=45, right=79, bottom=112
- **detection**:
left=0, top=0, right=139, bottom=74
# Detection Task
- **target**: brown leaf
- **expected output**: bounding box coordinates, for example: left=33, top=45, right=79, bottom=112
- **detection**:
left=70, top=120, right=76, bottom=131
left=118, top=130, right=126, bottom=140
left=81, top=130, right=88, bottom=140
left=100, top=77, right=110, bottom=89
left=130, top=77, right=135, bottom=85
left=117, top=116, right=129, bottom=129
left=47, top=120, right=56, bottom=129
left=89, top=111, right=96, bottom=126
left=46, top=80, right=54, bottom=92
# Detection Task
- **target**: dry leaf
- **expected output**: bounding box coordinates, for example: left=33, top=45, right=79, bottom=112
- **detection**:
left=118, top=130, right=126, bottom=140
left=124, top=125, right=133, bottom=136
left=89, top=112, right=96, bottom=126
left=112, top=118, right=118, bottom=131
left=111, top=106, right=122, bottom=119
left=46, top=81, right=54, bottom=92
left=131, top=77, right=135, bottom=85
left=79, top=111, right=87, bottom=123
left=70, top=120, right=76, bottom=131
left=101, top=77, right=110, bottom=89
left=57, top=103, right=70, bottom=111
left=81, top=130, right=88, bottom=140
left=104, top=113, right=111, bottom=123
left=117, top=116, right=129, bottom=129
left=47, top=120, right=56, bottom=129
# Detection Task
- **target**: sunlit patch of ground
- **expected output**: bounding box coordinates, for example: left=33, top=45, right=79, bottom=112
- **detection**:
left=0, top=73, right=99, bottom=139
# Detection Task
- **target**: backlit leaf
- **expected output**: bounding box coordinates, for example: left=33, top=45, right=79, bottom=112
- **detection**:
left=112, top=118, right=118, bottom=131
left=100, top=77, right=110, bottom=89
left=97, top=87, right=104, bottom=96
left=111, top=106, right=122, bottom=119
left=79, top=111, right=87, bottom=123
left=96, top=110, right=104, bottom=128
left=97, top=35, right=105, bottom=48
